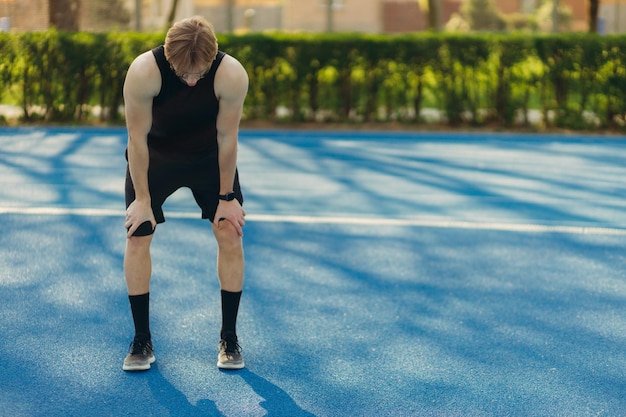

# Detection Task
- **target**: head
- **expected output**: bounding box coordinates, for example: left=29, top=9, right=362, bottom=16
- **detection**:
left=164, top=16, right=218, bottom=86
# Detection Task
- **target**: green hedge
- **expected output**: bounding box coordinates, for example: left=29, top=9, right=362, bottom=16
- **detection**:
left=2, top=30, right=626, bottom=130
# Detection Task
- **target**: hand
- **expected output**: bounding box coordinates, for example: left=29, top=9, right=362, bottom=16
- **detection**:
left=125, top=199, right=156, bottom=238
left=213, top=199, right=246, bottom=236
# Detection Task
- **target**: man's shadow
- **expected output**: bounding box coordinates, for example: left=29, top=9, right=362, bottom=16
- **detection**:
left=143, top=363, right=224, bottom=417
left=233, top=368, right=316, bottom=417
left=139, top=364, right=315, bottom=416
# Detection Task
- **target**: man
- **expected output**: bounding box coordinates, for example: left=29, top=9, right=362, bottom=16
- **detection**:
left=121, top=16, right=248, bottom=371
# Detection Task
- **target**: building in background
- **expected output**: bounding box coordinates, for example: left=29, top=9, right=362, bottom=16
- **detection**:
left=283, top=0, right=382, bottom=32
left=193, top=0, right=282, bottom=32
left=383, top=0, right=463, bottom=32
left=598, top=0, right=626, bottom=34
left=0, top=0, right=619, bottom=34
left=559, top=0, right=588, bottom=32
left=0, top=0, right=48, bottom=31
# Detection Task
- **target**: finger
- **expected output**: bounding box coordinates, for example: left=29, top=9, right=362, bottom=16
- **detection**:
left=127, top=223, right=138, bottom=238
left=226, top=218, right=243, bottom=237
left=127, top=220, right=155, bottom=238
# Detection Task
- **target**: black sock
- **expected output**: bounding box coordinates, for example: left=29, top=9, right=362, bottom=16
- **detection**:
left=220, top=290, right=242, bottom=339
left=128, top=293, right=151, bottom=341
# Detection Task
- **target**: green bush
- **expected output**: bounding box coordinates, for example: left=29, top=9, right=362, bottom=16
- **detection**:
left=1, top=30, right=626, bottom=130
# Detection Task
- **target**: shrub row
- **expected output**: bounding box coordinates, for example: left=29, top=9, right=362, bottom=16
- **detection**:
left=1, top=31, right=626, bottom=130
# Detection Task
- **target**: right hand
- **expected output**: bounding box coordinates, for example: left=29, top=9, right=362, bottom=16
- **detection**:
left=125, top=199, right=156, bottom=238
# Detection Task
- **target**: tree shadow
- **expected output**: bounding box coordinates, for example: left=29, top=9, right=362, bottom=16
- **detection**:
left=241, top=130, right=626, bottom=227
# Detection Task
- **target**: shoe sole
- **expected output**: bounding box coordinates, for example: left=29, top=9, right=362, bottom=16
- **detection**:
left=217, top=360, right=245, bottom=370
left=122, top=355, right=156, bottom=371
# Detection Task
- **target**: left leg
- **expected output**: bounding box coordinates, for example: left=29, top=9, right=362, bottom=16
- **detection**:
left=212, top=219, right=244, bottom=293
left=212, top=220, right=245, bottom=369
left=189, top=164, right=245, bottom=368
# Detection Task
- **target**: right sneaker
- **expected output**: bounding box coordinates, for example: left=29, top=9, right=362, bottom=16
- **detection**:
left=122, top=338, right=155, bottom=371
left=217, top=335, right=245, bottom=370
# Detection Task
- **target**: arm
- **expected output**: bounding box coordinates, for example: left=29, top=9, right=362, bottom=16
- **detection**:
left=123, top=51, right=161, bottom=237
left=213, top=54, right=249, bottom=236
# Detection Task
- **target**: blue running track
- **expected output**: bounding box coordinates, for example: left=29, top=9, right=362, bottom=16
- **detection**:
left=0, top=127, right=625, bottom=416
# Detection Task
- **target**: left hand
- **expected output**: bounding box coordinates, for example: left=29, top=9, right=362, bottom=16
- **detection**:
left=213, top=199, right=246, bottom=236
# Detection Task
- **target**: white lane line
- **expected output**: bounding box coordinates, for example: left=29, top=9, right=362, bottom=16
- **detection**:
left=249, top=214, right=626, bottom=235
left=1, top=206, right=625, bottom=235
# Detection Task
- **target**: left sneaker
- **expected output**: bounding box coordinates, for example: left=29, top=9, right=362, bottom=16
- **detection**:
left=217, top=335, right=245, bottom=370
left=123, top=338, right=155, bottom=371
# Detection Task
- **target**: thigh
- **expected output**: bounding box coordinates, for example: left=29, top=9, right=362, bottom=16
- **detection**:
left=192, top=169, right=244, bottom=223
left=125, top=159, right=181, bottom=224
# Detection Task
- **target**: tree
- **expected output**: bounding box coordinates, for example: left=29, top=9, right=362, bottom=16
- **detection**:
left=552, top=0, right=559, bottom=32
left=417, top=0, right=440, bottom=31
left=326, top=0, right=334, bottom=32
left=92, top=0, right=131, bottom=30
left=588, top=0, right=599, bottom=33
left=134, top=0, right=141, bottom=31
left=536, top=0, right=572, bottom=33
left=461, top=0, right=506, bottom=31
left=49, top=0, right=81, bottom=31
left=165, top=0, right=180, bottom=29
left=227, top=0, right=235, bottom=32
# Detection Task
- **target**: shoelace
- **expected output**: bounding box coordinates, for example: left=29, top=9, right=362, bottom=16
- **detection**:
left=220, top=339, right=242, bottom=354
left=130, top=339, right=152, bottom=355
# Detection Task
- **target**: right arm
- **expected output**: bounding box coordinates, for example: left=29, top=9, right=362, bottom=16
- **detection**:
left=123, top=51, right=161, bottom=237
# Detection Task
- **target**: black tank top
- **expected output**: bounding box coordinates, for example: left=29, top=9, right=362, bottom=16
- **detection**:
left=148, top=45, right=225, bottom=156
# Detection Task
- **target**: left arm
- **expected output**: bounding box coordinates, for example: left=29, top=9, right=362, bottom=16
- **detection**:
left=213, top=54, right=249, bottom=235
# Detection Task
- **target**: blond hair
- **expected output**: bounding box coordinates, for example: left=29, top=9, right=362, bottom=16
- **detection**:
left=164, top=16, right=218, bottom=73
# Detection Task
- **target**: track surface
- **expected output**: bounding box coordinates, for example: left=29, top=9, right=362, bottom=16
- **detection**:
left=1, top=127, right=625, bottom=416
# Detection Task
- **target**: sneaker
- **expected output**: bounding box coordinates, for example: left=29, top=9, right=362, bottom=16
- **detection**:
left=122, top=338, right=155, bottom=371
left=217, top=336, right=244, bottom=370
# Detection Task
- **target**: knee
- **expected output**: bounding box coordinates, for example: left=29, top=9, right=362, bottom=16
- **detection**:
left=125, top=234, right=153, bottom=254
left=214, top=223, right=243, bottom=252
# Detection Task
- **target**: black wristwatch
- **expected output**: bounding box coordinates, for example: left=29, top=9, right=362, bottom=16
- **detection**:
left=218, top=192, right=236, bottom=201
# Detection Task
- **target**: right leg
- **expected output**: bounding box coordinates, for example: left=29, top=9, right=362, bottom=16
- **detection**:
left=122, top=160, right=170, bottom=370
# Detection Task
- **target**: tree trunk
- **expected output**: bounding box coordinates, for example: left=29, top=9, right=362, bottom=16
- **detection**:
left=326, top=0, right=334, bottom=32
left=427, top=0, right=440, bottom=31
left=227, top=0, right=235, bottom=32
left=589, top=0, right=599, bottom=33
left=166, top=0, right=179, bottom=29
left=134, top=0, right=142, bottom=31
left=552, top=0, right=559, bottom=33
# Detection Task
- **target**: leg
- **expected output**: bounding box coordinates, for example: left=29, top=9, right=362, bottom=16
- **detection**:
left=212, top=220, right=244, bottom=293
left=213, top=220, right=245, bottom=369
left=122, top=232, right=156, bottom=371
left=124, top=233, right=153, bottom=296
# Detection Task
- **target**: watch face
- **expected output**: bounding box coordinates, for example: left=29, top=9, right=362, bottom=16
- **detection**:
left=220, top=192, right=235, bottom=201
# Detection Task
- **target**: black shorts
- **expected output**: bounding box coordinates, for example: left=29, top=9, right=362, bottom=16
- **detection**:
left=125, top=149, right=243, bottom=224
